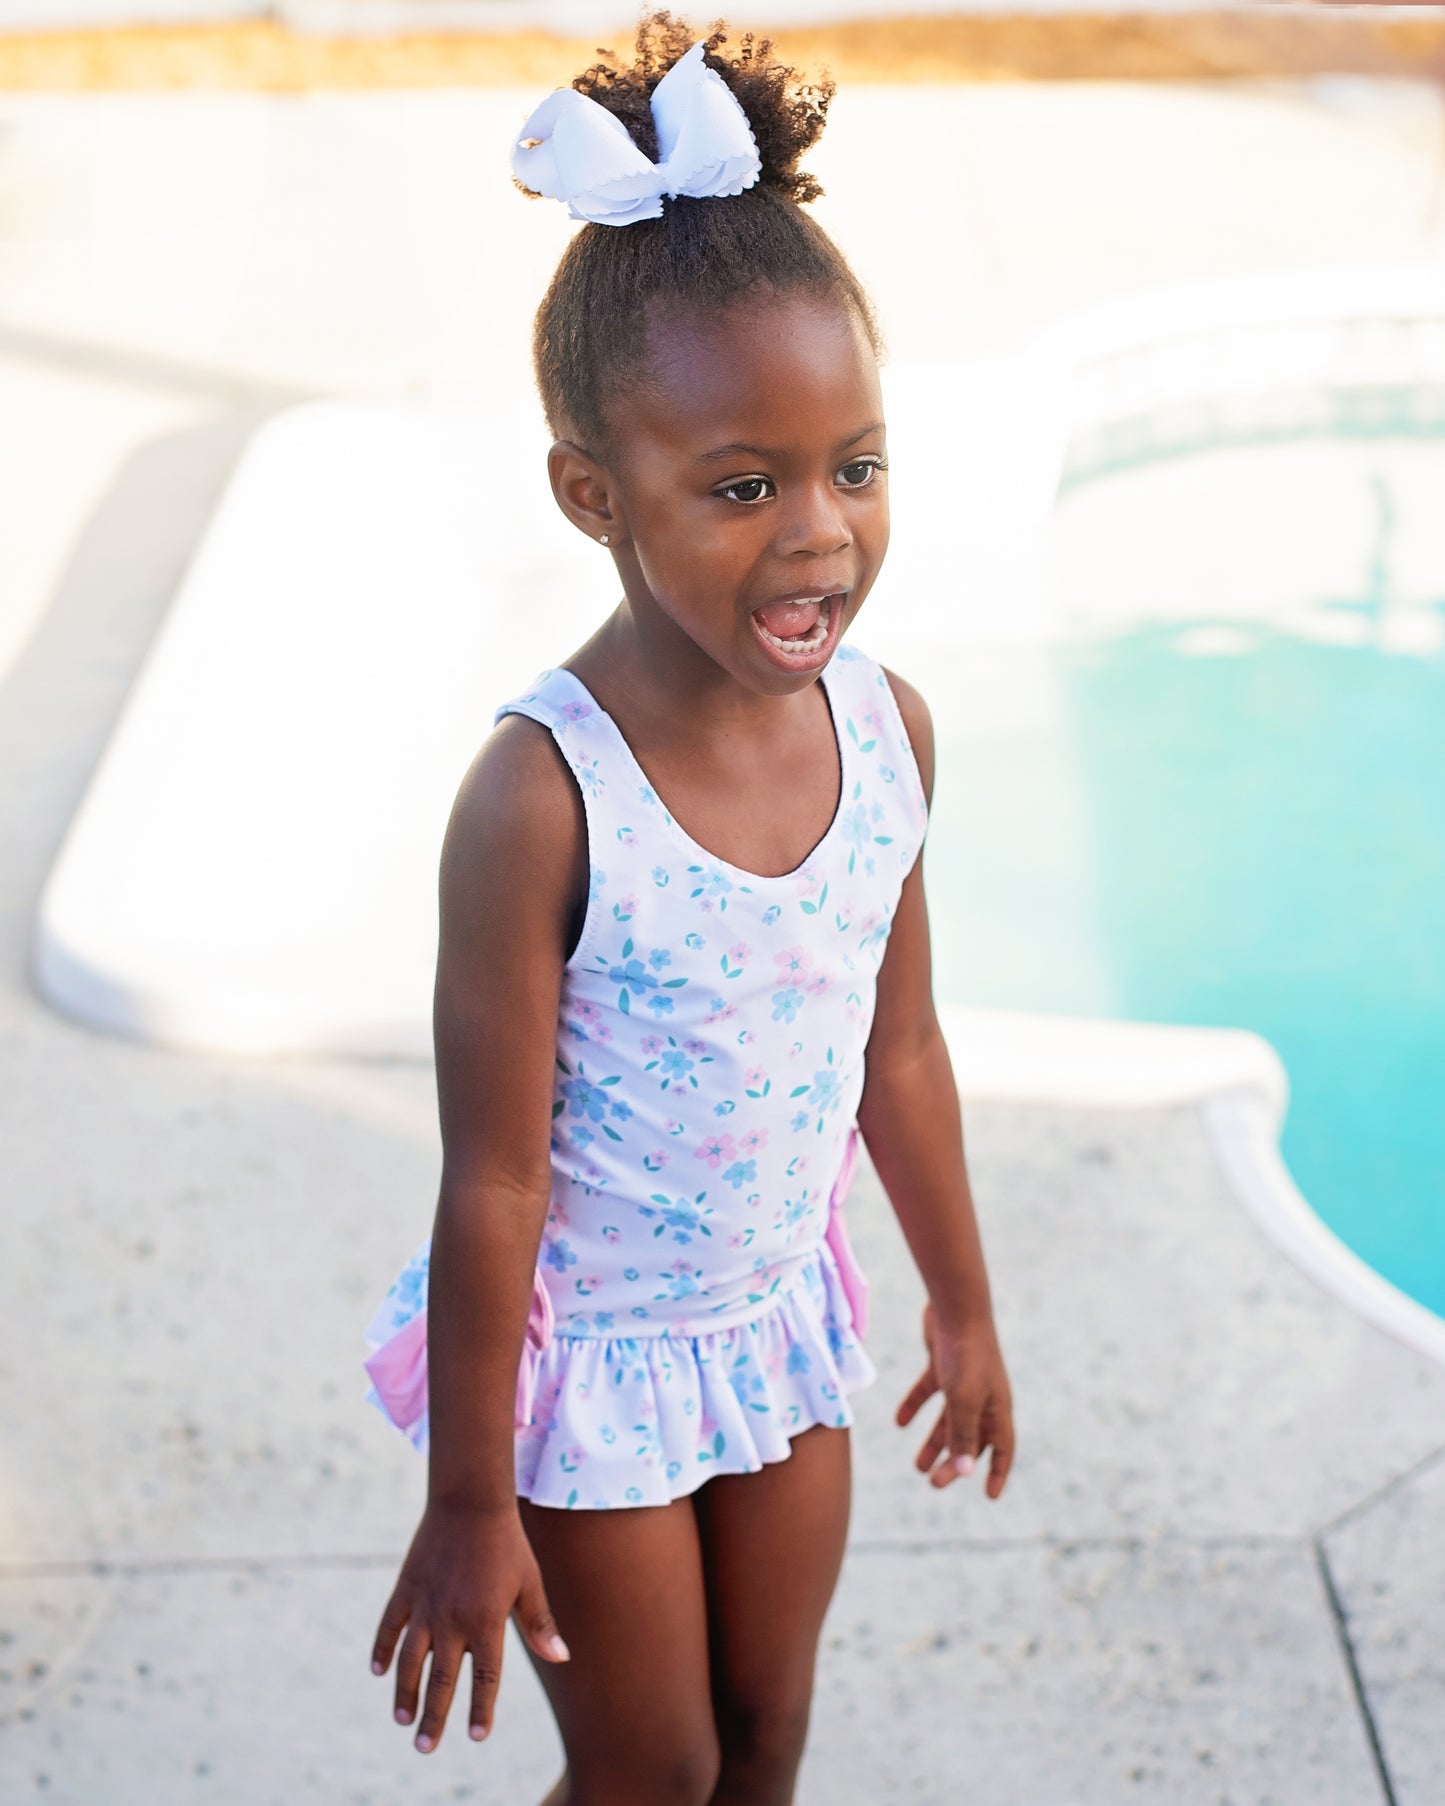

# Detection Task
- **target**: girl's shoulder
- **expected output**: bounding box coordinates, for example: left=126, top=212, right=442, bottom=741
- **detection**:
left=438, top=682, right=589, bottom=943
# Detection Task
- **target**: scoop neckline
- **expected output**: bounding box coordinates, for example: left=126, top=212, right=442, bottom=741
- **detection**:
left=553, top=661, right=850, bottom=887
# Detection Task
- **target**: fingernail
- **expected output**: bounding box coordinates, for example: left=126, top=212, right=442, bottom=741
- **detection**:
left=547, top=1635, right=571, bottom=1661
left=415, top=1733, right=434, bottom=1754
left=371, top=1660, right=383, bottom=1675
left=470, top=1723, right=489, bottom=1742
left=954, top=1454, right=975, bottom=1476
left=395, top=1708, right=412, bottom=1725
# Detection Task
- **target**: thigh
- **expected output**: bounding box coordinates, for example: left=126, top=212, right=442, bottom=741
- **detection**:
left=517, top=1493, right=719, bottom=1798
left=691, top=1423, right=853, bottom=1732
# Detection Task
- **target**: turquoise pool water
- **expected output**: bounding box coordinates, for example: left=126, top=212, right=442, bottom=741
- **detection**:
left=923, top=481, right=1445, bottom=1319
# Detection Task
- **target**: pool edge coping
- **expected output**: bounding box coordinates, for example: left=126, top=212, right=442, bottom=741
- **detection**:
left=939, top=1004, right=1445, bottom=1373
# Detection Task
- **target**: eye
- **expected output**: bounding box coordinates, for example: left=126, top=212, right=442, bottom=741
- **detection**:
left=716, top=475, right=774, bottom=505
left=837, top=457, right=886, bottom=489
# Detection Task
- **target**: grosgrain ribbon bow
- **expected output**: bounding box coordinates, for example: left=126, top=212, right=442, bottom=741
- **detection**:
left=512, top=41, right=762, bottom=228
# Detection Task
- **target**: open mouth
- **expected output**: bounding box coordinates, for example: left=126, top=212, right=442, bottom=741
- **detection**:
left=750, top=594, right=843, bottom=661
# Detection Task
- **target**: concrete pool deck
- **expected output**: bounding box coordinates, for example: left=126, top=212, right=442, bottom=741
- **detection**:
left=3, top=75, right=1445, bottom=1802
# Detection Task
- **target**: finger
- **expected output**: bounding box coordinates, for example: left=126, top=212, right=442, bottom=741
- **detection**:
left=513, top=1568, right=572, bottom=1667
left=467, top=1627, right=507, bottom=1744
left=394, top=1624, right=430, bottom=1728
left=985, top=1434, right=1015, bottom=1499
left=414, top=1632, right=465, bottom=1754
left=914, top=1405, right=948, bottom=1475
left=945, top=1394, right=983, bottom=1475
left=895, top=1367, right=938, bottom=1428
left=372, top=1585, right=411, bottom=1676
left=984, top=1403, right=1016, bottom=1499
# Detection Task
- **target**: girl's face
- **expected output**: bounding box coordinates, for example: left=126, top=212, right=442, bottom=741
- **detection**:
left=586, top=290, right=888, bottom=695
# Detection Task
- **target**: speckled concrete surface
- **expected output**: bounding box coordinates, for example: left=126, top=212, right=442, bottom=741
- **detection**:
left=5, top=78, right=1445, bottom=1805
left=1322, top=1454, right=1445, bottom=1806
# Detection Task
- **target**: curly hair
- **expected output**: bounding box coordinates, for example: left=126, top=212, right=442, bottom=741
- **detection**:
left=522, top=11, right=881, bottom=456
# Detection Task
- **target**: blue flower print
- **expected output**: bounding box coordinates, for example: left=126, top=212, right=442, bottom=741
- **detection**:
left=588, top=865, right=606, bottom=899
left=808, top=1068, right=841, bottom=1113
left=610, top=1098, right=633, bottom=1123
left=649, top=949, right=672, bottom=971
left=840, top=801, right=871, bottom=851
left=568, top=1125, right=594, bottom=1150
left=655, top=1259, right=704, bottom=1302
left=574, top=755, right=603, bottom=797
left=688, top=865, right=733, bottom=911
left=638, top=1191, right=714, bottom=1245
left=786, top=1341, right=812, bottom=1375
left=762, top=904, right=782, bottom=926
left=596, top=937, right=688, bottom=1016
left=645, top=1035, right=710, bottom=1093
left=607, top=952, right=656, bottom=1006
left=721, top=1158, right=756, bottom=1190
left=652, top=864, right=670, bottom=888
left=543, top=1236, right=578, bottom=1274
left=790, top=1111, right=809, bottom=1133
left=646, top=993, right=675, bottom=1017
left=684, top=931, right=705, bottom=951
left=595, top=1311, right=615, bottom=1331
left=772, top=987, right=804, bottom=1024
left=557, top=1060, right=624, bottom=1139
left=840, top=781, right=894, bottom=875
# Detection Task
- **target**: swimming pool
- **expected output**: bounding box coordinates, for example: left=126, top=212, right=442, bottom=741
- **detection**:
left=922, top=426, right=1445, bottom=1319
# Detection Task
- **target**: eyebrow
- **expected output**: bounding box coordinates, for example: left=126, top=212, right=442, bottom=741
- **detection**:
left=695, top=421, right=886, bottom=464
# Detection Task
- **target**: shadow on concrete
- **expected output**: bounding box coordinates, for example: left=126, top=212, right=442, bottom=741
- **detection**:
left=0, top=408, right=284, bottom=998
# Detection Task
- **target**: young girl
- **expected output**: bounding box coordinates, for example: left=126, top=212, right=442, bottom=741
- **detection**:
left=365, top=16, right=1014, bottom=1802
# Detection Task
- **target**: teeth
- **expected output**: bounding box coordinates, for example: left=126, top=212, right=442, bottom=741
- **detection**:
left=759, top=597, right=833, bottom=654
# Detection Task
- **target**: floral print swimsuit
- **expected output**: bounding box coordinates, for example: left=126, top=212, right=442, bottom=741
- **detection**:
left=365, top=643, right=929, bottom=1509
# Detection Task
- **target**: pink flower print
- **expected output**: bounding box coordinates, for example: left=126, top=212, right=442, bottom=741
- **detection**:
left=643, top=1148, right=669, bottom=1172
left=666, top=1118, right=685, bottom=1137
left=561, top=701, right=592, bottom=723
left=616, top=826, right=637, bottom=847
left=744, top=1066, right=766, bottom=1088
left=602, top=1224, right=622, bottom=1244
left=740, top=1029, right=756, bottom=1046
left=618, top=894, right=639, bottom=916
left=640, top=1035, right=663, bottom=1057
left=592, top=1022, right=613, bottom=1043
left=699, top=1412, right=720, bottom=1440
left=804, top=971, right=830, bottom=998
left=739, top=1128, right=769, bottom=1155
left=694, top=1131, right=736, bottom=1169
left=728, top=942, right=751, bottom=963
left=774, top=946, right=812, bottom=978
left=684, top=1038, right=707, bottom=1057
left=798, top=865, right=823, bottom=898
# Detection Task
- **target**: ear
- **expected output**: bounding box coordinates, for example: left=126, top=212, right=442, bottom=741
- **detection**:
left=547, top=441, right=623, bottom=548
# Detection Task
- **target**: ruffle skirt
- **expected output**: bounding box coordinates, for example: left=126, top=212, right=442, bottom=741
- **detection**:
left=365, top=1234, right=876, bottom=1510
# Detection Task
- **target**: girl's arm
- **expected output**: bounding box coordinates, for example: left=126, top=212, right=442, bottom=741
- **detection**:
left=372, top=714, right=586, bottom=1751
left=855, top=671, right=1015, bottom=1502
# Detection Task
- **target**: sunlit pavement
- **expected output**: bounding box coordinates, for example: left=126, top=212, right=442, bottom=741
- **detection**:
left=2, top=79, right=1445, bottom=1802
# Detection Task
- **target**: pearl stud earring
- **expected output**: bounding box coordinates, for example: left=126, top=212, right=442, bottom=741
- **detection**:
left=599, top=533, right=610, bottom=546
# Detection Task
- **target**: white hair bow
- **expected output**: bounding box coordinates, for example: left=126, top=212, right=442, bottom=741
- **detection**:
left=512, top=42, right=761, bottom=228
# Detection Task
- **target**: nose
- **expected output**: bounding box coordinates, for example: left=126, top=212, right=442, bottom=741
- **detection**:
left=775, top=479, right=852, bottom=559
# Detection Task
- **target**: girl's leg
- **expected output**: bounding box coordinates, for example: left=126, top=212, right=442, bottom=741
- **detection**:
left=517, top=1493, right=720, bottom=1806
left=690, top=1423, right=853, bottom=1806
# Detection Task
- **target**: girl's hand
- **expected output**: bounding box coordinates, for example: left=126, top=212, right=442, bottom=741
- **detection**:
left=371, top=1500, right=571, bottom=1752
left=895, top=1301, right=1015, bottom=1500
